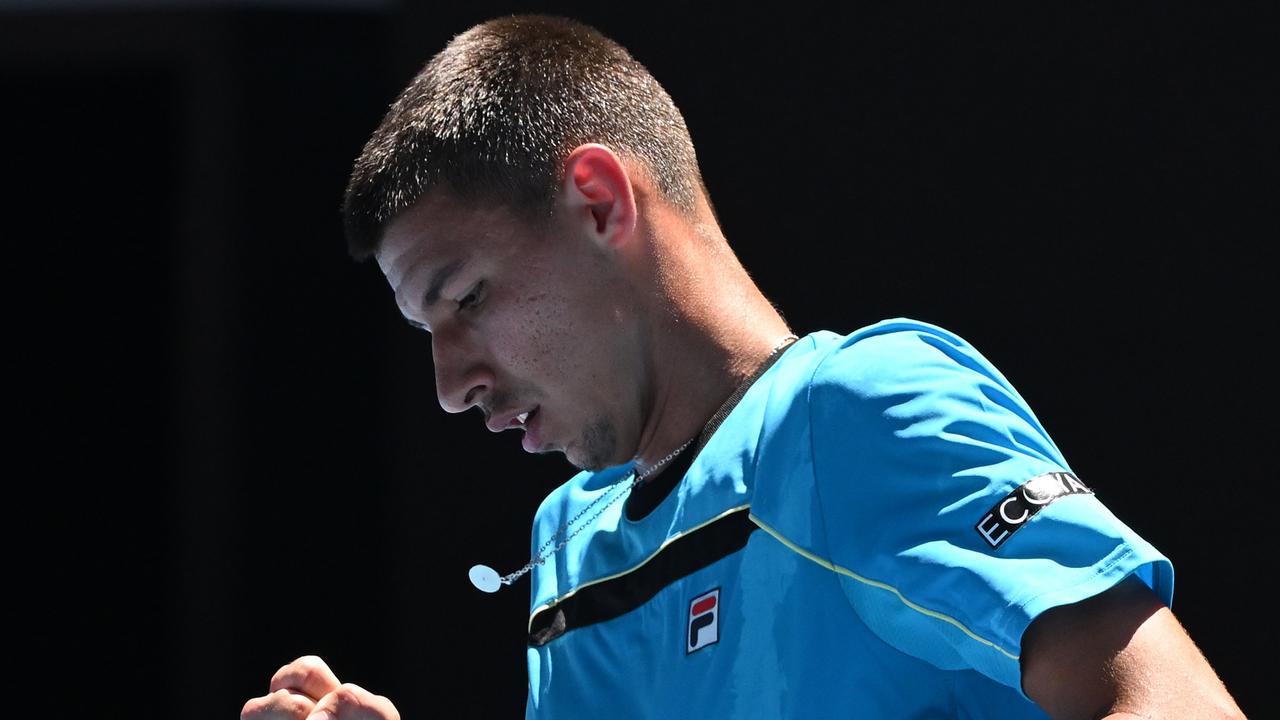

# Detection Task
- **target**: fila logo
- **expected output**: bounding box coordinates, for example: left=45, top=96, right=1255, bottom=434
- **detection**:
left=686, top=588, right=720, bottom=654
left=976, top=471, right=1092, bottom=549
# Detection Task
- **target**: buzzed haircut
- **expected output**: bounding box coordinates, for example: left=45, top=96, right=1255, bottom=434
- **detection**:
left=342, top=13, right=712, bottom=260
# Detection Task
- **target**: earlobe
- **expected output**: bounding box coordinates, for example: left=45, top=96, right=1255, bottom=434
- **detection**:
left=560, top=143, right=637, bottom=250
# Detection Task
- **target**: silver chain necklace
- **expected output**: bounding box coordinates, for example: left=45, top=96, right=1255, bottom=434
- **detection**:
left=469, top=334, right=799, bottom=593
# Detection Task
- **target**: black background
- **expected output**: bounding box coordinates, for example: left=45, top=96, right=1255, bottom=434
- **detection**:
left=6, top=2, right=1274, bottom=718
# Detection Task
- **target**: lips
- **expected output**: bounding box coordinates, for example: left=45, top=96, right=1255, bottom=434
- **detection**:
left=486, top=405, right=539, bottom=434
left=520, top=406, right=543, bottom=453
left=483, top=403, right=545, bottom=453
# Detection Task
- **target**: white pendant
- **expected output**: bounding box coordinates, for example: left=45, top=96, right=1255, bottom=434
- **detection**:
left=469, top=564, right=502, bottom=593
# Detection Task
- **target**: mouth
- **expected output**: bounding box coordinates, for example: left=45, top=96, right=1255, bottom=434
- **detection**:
left=511, top=406, right=538, bottom=431
left=520, top=406, right=543, bottom=453
left=484, top=404, right=546, bottom=452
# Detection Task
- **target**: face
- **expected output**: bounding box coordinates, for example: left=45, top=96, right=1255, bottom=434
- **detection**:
left=376, top=189, right=649, bottom=471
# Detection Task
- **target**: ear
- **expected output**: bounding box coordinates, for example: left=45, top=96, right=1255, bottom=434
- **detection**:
left=559, top=143, right=638, bottom=251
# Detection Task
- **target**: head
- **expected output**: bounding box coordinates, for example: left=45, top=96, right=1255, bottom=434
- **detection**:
left=344, top=15, right=719, bottom=471
left=342, top=13, right=716, bottom=262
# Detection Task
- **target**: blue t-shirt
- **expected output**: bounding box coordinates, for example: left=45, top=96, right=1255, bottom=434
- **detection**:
left=525, top=317, right=1173, bottom=719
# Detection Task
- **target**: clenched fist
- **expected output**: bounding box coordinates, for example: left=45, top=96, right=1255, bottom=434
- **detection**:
left=241, top=655, right=400, bottom=720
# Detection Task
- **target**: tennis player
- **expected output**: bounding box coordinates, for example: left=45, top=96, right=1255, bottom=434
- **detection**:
left=241, top=14, right=1243, bottom=720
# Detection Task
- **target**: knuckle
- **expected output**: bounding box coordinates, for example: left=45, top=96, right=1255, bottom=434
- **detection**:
left=276, top=689, right=312, bottom=716
left=296, top=655, right=328, bottom=673
left=240, top=697, right=264, bottom=719
left=333, top=684, right=363, bottom=706
left=241, top=690, right=311, bottom=720
left=270, top=655, right=333, bottom=693
left=321, top=684, right=375, bottom=716
left=270, top=660, right=296, bottom=686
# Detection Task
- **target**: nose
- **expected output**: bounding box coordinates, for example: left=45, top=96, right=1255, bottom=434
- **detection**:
left=431, top=328, right=495, bottom=414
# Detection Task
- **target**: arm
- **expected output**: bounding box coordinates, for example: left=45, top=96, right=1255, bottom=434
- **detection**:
left=1021, top=575, right=1245, bottom=719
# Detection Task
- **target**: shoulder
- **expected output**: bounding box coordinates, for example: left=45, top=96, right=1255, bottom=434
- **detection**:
left=802, top=315, right=1073, bottom=491
left=808, top=317, right=998, bottom=396
left=749, top=316, right=1009, bottom=470
left=801, top=317, right=1026, bottom=432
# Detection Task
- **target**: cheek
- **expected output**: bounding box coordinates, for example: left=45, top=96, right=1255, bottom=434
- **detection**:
left=493, top=251, right=633, bottom=392
left=488, top=289, right=581, bottom=380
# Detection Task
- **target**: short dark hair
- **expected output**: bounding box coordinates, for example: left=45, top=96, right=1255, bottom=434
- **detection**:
left=342, top=14, right=712, bottom=261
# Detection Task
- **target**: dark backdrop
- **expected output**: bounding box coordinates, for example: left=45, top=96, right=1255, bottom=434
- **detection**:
left=6, top=3, right=1273, bottom=718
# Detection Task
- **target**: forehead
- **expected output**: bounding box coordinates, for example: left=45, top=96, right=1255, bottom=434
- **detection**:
left=376, top=190, right=526, bottom=283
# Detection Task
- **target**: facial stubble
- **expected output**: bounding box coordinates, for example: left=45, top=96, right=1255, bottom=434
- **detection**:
left=573, top=415, right=618, bottom=472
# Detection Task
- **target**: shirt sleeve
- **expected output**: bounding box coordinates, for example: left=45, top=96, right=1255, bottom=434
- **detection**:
left=804, top=322, right=1174, bottom=696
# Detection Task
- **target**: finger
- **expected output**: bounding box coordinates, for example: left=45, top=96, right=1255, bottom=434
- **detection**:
left=306, top=682, right=401, bottom=720
left=241, top=688, right=316, bottom=720
left=269, top=655, right=342, bottom=702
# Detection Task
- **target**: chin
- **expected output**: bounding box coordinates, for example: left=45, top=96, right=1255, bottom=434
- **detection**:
left=568, top=417, right=620, bottom=472
left=565, top=448, right=609, bottom=473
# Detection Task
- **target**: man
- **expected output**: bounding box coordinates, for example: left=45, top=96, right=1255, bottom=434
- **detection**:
left=242, top=14, right=1244, bottom=720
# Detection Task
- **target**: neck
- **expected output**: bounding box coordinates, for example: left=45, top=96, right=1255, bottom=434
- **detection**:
left=626, top=209, right=793, bottom=468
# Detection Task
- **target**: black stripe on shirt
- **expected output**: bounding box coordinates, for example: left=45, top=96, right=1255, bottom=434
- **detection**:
left=528, top=507, right=757, bottom=647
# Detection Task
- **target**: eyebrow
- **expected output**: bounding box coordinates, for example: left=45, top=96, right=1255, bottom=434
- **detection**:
left=424, top=259, right=465, bottom=306
left=407, top=258, right=466, bottom=329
